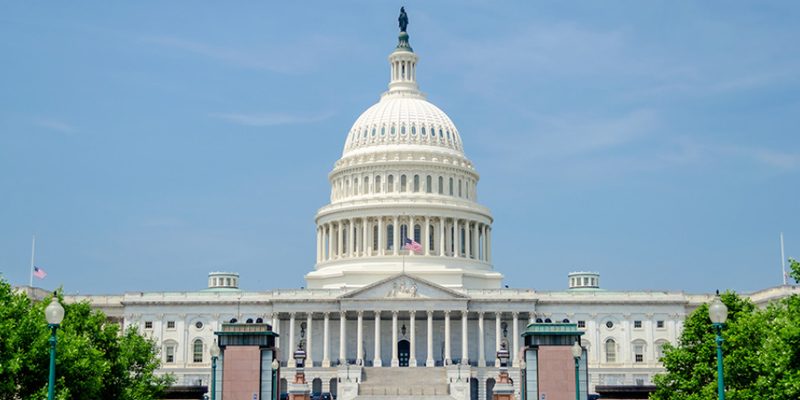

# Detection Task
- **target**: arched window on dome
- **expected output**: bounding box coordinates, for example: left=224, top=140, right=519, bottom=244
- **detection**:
left=386, top=224, right=394, bottom=250
left=446, top=130, right=452, bottom=141
left=401, top=124, right=406, bottom=135
left=465, top=181, right=470, bottom=199
left=460, top=227, right=466, bottom=257
left=438, top=129, right=443, bottom=140
left=381, top=126, right=386, bottom=136
left=458, top=179, right=462, bottom=197
left=426, top=176, right=432, bottom=193
left=414, top=224, right=421, bottom=243
left=421, top=126, right=426, bottom=136
left=411, top=125, right=416, bottom=136
left=413, top=175, right=420, bottom=192
left=387, top=175, right=394, bottom=193
left=372, top=127, right=377, bottom=137
left=363, top=177, right=369, bottom=195
left=400, top=224, right=408, bottom=242
left=373, top=225, right=379, bottom=251
left=375, top=175, right=382, bottom=193
left=449, top=177, right=454, bottom=196
left=353, top=178, right=359, bottom=196
left=342, top=227, right=347, bottom=255
left=400, top=175, right=407, bottom=192
left=391, top=125, right=396, bottom=136
left=438, top=176, right=444, bottom=194
left=605, top=339, right=617, bottom=363
left=345, top=179, right=350, bottom=197
left=429, top=225, right=435, bottom=251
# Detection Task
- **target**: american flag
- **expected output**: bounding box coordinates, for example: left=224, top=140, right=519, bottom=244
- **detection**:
left=403, top=238, right=423, bottom=254
left=33, top=266, right=47, bottom=279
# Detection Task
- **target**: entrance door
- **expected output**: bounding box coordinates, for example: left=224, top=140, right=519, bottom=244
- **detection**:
left=398, top=340, right=410, bottom=367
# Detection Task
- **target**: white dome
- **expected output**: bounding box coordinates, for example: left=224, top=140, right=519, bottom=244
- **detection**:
left=342, top=96, right=464, bottom=157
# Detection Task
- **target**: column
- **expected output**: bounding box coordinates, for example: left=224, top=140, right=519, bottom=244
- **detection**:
left=424, top=216, right=430, bottom=256
left=348, top=218, right=355, bottom=257
left=473, top=222, right=479, bottom=259
left=409, top=311, right=417, bottom=367
left=480, top=224, right=486, bottom=261
left=392, top=216, right=399, bottom=256
left=362, top=219, right=368, bottom=257
left=407, top=215, right=415, bottom=255
left=426, top=310, right=434, bottom=367
left=307, top=313, right=314, bottom=367
left=444, top=311, right=451, bottom=364
left=454, top=219, right=460, bottom=258
left=461, top=310, right=469, bottom=365
left=327, top=224, right=333, bottom=261
left=339, top=311, right=347, bottom=364
left=288, top=313, right=296, bottom=367
left=494, top=312, right=501, bottom=367
left=322, top=312, right=331, bottom=367
left=391, top=311, right=399, bottom=367
left=272, top=313, right=280, bottom=350
left=465, top=221, right=471, bottom=259
left=487, top=227, right=492, bottom=262
left=357, top=311, right=364, bottom=365
left=337, top=221, right=343, bottom=258
left=377, top=218, right=384, bottom=256
left=316, top=227, right=321, bottom=262
left=439, top=217, right=446, bottom=256
left=512, top=312, right=520, bottom=367
left=478, top=312, right=486, bottom=367
left=373, top=311, right=382, bottom=367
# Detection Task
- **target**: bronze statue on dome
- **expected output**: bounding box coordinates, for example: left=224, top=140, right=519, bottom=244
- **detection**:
left=398, top=7, right=409, bottom=32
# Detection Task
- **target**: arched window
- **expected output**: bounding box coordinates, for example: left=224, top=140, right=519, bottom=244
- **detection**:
left=655, top=340, right=668, bottom=361
left=421, top=126, right=426, bottom=136
left=438, top=176, right=444, bottom=194
left=387, top=175, right=394, bottom=192
left=193, top=339, right=204, bottom=363
left=363, top=177, right=369, bottom=194
left=414, top=224, right=421, bottom=243
left=373, top=225, right=379, bottom=251
left=426, top=176, right=432, bottom=193
left=164, top=341, right=177, bottom=363
left=605, top=339, right=617, bottom=363
left=353, top=178, right=359, bottom=195
left=632, top=341, right=646, bottom=363
left=413, top=175, right=420, bottom=192
left=375, top=175, right=382, bottom=193
left=449, top=178, right=454, bottom=195
left=400, top=224, right=408, bottom=241
left=386, top=224, right=394, bottom=250
left=458, top=179, right=462, bottom=197
left=429, top=225, right=435, bottom=251
left=465, top=181, right=470, bottom=199
left=400, top=175, right=407, bottom=192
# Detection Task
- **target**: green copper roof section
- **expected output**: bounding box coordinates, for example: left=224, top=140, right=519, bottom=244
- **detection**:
left=522, top=322, right=584, bottom=337
left=396, top=31, right=413, bottom=52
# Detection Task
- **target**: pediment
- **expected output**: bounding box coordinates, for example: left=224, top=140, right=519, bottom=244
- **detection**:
left=339, top=274, right=468, bottom=300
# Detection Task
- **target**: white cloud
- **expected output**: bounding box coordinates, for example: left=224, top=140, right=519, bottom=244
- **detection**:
left=210, top=111, right=334, bottom=127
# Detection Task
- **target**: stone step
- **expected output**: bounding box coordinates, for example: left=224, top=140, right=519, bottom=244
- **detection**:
left=358, top=367, right=449, bottom=397
left=354, top=396, right=453, bottom=400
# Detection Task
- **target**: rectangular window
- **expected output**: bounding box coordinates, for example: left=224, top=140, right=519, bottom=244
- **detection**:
left=577, top=320, right=586, bottom=328
left=165, top=345, right=175, bottom=363
left=634, top=344, right=645, bottom=363
left=144, top=321, right=153, bottom=329
left=167, top=320, right=176, bottom=329
left=657, top=320, right=665, bottom=329
left=635, top=354, right=644, bottom=362
left=634, top=320, right=642, bottom=328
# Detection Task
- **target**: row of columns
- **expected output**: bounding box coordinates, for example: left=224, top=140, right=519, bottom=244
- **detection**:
left=278, top=310, right=520, bottom=368
left=316, top=216, right=492, bottom=263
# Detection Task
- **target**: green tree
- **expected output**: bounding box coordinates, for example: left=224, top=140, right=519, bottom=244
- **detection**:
left=652, top=291, right=800, bottom=400
left=0, top=277, right=173, bottom=400
left=789, top=258, right=800, bottom=283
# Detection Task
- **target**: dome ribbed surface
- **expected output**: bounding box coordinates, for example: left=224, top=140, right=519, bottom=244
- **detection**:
left=342, top=96, right=464, bottom=156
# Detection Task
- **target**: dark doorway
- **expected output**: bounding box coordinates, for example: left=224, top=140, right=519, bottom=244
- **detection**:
left=398, top=339, right=410, bottom=367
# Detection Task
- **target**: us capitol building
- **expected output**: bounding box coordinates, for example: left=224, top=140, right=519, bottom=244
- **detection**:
left=43, top=11, right=798, bottom=400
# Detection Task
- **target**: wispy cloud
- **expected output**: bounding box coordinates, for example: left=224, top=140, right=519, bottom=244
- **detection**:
left=210, top=111, right=334, bottom=127
left=33, top=118, right=77, bottom=134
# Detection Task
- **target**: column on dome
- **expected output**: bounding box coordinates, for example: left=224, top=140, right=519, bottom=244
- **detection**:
left=339, top=311, right=346, bottom=364
left=327, top=223, right=333, bottom=261
left=392, top=216, right=399, bottom=256
left=316, top=227, right=321, bottom=262
left=439, top=217, right=446, bottom=256
left=461, top=310, right=469, bottom=365
left=454, top=219, right=460, bottom=258
left=356, top=311, right=364, bottom=365
left=377, top=217, right=384, bottom=256
left=444, top=311, right=451, bottom=364
left=472, top=222, right=479, bottom=259
left=424, top=216, right=431, bottom=256
left=480, top=224, right=485, bottom=261
left=464, top=220, right=471, bottom=259
left=426, top=310, right=434, bottom=367
left=487, top=227, right=492, bottom=262
left=349, top=218, right=355, bottom=257
left=337, top=221, right=343, bottom=259
left=307, top=313, right=314, bottom=367
left=362, top=218, right=368, bottom=257
left=478, top=312, right=486, bottom=367
left=373, top=311, right=382, bottom=367
left=391, top=311, right=399, bottom=367
left=409, top=311, right=417, bottom=367
left=288, top=313, right=296, bottom=367
left=322, top=312, right=331, bottom=367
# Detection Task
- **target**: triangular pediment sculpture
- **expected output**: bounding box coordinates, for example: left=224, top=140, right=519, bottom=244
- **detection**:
left=339, top=274, right=469, bottom=300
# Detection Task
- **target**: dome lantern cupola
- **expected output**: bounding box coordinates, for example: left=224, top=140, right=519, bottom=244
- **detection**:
left=387, top=7, right=421, bottom=97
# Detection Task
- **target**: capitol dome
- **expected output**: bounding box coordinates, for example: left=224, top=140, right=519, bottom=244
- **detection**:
left=306, top=23, right=500, bottom=290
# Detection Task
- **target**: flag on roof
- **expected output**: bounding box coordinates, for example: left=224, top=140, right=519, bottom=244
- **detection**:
left=33, top=266, right=47, bottom=279
left=403, top=238, right=423, bottom=254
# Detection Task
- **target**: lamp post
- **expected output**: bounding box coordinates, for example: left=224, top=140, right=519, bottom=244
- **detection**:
left=519, top=360, right=526, bottom=400
left=209, top=340, right=220, bottom=400
left=44, top=294, right=65, bottom=400
left=709, top=291, right=728, bottom=400
left=571, top=341, right=582, bottom=400
left=272, top=358, right=280, bottom=400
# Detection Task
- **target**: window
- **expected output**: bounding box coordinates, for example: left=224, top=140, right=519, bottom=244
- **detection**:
left=195, top=321, right=204, bottom=329
left=605, top=339, right=617, bottom=363
left=438, top=177, right=444, bottom=194
left=386, top=225, right=394, bottom=250
left=373, top=226, right=379, bottom=250
left=426, top=176, right=432, bottom=193
left=606, top=321, right=614, bottom=329
left=429, top=225, right=435, bottom=251
left=577, top=320, right=586, bottom=328
left=413, top=175, right=420, bottom=192
left=400, top=224, right=408, bottom=241
left=193, top=339, right=203, bottom=363
left=411, top=125, right=416, bottom=135
left=144, top=321, right=153, bottom=329
left=449, top=178, right=454, bottom=195
left=634, top=342, right=645, bottom=363
left=387, top=175, right=394, bottom=192
left=421, top=126, right=426, bottom=136
left=375, top=175, right=382, bottom=193
left=634, top=320, right=642, bottom=328
left=363, top=177, right=369, bottom=194
left=167, top=320, right=176, bottom=329
left=414, top=224, right=421, bottom=243
left=656, top=341, right=667, bottom=360
left=165, top=345, right=175, bottom=363
left=657, top=320, right=665, bottom=329
left=400, top=175, right=407, bottom=191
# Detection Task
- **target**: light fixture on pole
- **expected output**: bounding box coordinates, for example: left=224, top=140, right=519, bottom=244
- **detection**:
left=571, top=341, right=582, bottom=400
left=45, top=293, right=65, bottom=400
left=708, top=291, right=728, bottom=400
left=272, top=358, right=280, bottom=400
left=209, top=340, right=220, bottom=400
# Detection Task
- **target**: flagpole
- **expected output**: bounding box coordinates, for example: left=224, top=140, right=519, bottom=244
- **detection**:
left=29, top=235, right=36, bottom=287
left=781, top=232, right=787, bottom=285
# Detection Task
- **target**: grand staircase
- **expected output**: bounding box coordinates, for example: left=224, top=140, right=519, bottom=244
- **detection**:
left=355, top=367, right=451, bottom=400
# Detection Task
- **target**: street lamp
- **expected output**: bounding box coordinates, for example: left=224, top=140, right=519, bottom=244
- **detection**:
left=709, top=291, right=728, bottom=400
left=44, top=294, right=65, bottom=400
left=272, top=358, right=280, bottom=400
left=209, top=340, right=220, bottom=400
left=571, top=341, right=582, bottom=400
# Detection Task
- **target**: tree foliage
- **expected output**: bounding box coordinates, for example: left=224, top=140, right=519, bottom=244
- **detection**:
left=652, top=291, right=800, bottom=400
left=0, top=277, right=173, bottom=400
left=789, top=258, right=800, bottom=283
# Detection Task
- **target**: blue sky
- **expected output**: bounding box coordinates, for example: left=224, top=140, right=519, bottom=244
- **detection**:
left=1, top=2, right=798, bottom=294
